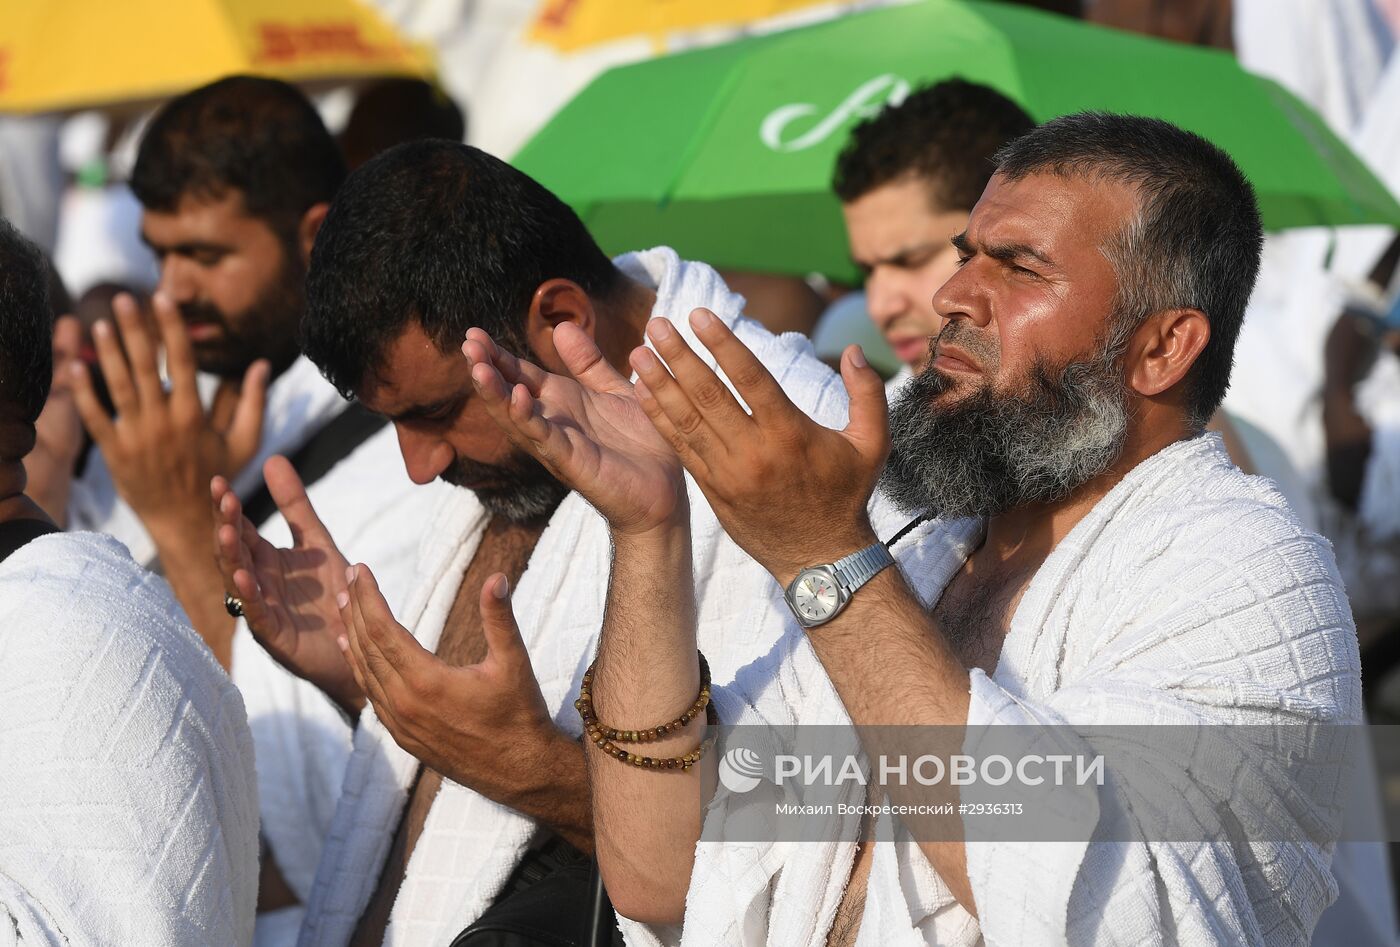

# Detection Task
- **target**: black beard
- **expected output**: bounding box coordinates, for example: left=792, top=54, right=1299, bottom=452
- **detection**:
left=183, top=253, right=304, bottom=379
left=880, top=343, right=1131, bottom=519
left=438, top=454, right=568, bottom=523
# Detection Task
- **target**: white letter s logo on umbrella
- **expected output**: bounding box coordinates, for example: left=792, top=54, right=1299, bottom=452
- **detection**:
left=760, top=74, right=910, bottom=152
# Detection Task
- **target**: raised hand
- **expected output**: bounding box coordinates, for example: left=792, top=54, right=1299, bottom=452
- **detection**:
left=337, top=566, right=582, bottom=820
left=24, top=316, right=87, bottom=522
left=213, top=456, right=362, bottom=713
left=463, top=324, right=687, bottom=536
left=70, top=291, right=268, bottom=547
left=628, top=308, right=889, bottom=583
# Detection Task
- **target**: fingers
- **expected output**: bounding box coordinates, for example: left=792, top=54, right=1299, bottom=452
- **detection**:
left=337, top=565, right=377, bottom=701
left=264, top=456, right=330, bottom=544
left=630, top=365, right=711, bottom=478
left=68, top=361, right=116, bottom=446
left=839, top=346, right=891, bottom=462
left=469, top=361, right=564, bottom=461
left=632, top=317, right=746, bottom=454
left=475, top=574, right=529, bottom=669
left=51, top=316, right=84, bottom=373
left=343, top=564, right=434, bottom=725
left=685, top=309, right=800, bottom=423
left=553, top=323, right=632, bottom=394
left=224, top=360, right=270, bottom=470
left=90, top=320, right=137, bottom=419
left=151, top=291, right=199, bottom=404
left=231, top=566, right=276, bottom=637
left=462, top=328, right=548, bottom=395
left=112, top=293, right=165, bottom=409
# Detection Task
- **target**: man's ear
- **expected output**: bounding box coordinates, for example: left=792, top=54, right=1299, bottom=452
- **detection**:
left=297, top=203, right=331, bottom=265
left=524, top=279, right=597, bottom=374
left=1126, top=307, right=1210, bottom=400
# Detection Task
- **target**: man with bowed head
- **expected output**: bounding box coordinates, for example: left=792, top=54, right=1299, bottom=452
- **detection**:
left=210, top=140, right=888, bottom=944
left=467, top=113, right=1361, bottom=944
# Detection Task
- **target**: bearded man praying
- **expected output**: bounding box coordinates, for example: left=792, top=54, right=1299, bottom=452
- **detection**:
left=466, top=113, right=1363, bottom=945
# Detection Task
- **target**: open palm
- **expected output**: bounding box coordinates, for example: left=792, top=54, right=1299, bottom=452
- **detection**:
left=464, top=325, right=687, bottom=536
left=213, top=457, right=362, bottom=712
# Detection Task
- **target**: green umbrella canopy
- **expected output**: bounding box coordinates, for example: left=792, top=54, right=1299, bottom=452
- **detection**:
left=514, top=0, right=1400, bottom=284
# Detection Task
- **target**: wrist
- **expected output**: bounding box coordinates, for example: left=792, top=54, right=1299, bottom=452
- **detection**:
left=147, top=503, right=216, bottom=555
left=611, top=516, right=691, bottom=557
left=769, top=523, right=880, bottom=589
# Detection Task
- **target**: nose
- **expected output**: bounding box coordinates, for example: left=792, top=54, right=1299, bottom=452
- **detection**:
left=395, top=423, right=455, bottom=485
left=932, top=260, right=990, bottom=329
left=156, top=256, right=198, bottom=306
left=863, top=268, right=908, bottom=330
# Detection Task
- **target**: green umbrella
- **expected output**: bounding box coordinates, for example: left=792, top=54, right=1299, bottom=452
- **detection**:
left=514, top=0, right=1400, bottom=284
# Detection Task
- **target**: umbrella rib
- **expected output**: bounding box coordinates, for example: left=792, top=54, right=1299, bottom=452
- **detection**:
left=652, top=52, right=761, bottom=208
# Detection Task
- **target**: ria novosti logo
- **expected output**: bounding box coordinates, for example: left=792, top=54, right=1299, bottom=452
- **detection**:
left=718, top=746, right=765, bottom=794
left=716, top=743, right=1105, bottom=795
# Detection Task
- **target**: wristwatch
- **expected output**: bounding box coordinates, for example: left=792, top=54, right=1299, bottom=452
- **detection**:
left=784, top=542, right=895, bottom=628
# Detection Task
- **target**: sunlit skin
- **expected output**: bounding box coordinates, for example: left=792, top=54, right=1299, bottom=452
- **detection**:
left=358, top=324, right=525, bottom=486
left=456, top=169, right=1214, bottom=922
left=357, top=279, right=658, bottom=487
left=841, top=177, right=969, bottom=371
left=141, top=191, right=307, bottom=375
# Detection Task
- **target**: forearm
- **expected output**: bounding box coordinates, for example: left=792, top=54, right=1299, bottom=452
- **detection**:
left=489, top=728, right=595, bottom=854
left=588, top=523, right=707, bottom=924
left=151, top=514, right=237, bottom=668
left=801, top=567, right=977, bottom=913
left=1321, top=384, right=1373, bottom=510
left=21, top=453, right=75, bottom=525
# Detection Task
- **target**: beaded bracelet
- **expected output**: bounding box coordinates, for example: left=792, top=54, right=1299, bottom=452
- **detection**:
left=575, top=651, right=711, bottom=743
left=575, top=651, right=717, bottom=770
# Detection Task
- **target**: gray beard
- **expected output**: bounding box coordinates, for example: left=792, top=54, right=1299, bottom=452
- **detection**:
left=880, top=338, right=1131, bottom=519
left=439, top=455, right=568, bottom=523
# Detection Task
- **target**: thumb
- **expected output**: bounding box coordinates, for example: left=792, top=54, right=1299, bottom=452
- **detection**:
left=554, top=322, right=631, bottom=394
left=52, top=315, right=84, bottom=366
left=477, top=573, right=528, bottom=667
left=226, top=359, right=270, bottom=469
left=839, top=345, right=890, bottom=462
left=264, top=455, right=334, bottom=549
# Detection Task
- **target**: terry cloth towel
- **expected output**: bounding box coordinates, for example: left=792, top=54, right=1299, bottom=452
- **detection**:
left=638, top=434, right=1362, bottom=947
left=68, top=354, right=348, bottom=567
left=293, top=247, right=923, bottom=946
left=232, top=423, right=452, bottom=908
left=0, top=531, right=259, bottom=945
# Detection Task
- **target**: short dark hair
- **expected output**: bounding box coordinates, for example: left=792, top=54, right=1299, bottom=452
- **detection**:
left=130, top=75, right=346, bottom=233
left=0, top=218, right=54, bottom=432
left=303, top=140, right=621, bottom=398
left=832, top=78, right=1036, bottom=211
left=994, top=112, right=1263, bottom=425
left=339, top=78, right=467, bottom=171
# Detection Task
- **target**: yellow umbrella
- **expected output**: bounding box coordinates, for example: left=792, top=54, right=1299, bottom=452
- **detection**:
left=527, top=0, right=844, bottom=52
left=0, top=0, right=432, bottom=113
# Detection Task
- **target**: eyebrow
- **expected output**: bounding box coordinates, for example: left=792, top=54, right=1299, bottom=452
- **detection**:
left=387, top=392, right=466, bottom=424
left=951, top=231, right=1057, bottom=269
left=854, top=240, right=944, bottom=272
left=139, top=233, right=233, bottom=256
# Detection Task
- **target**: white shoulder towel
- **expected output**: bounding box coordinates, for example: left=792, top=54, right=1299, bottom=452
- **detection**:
left=649, top=434, right=1362, bottom=947
left=0, top=532, right=260, bottom=945
left=294, top=247, right=919, bottom=946
left=231, top=422, right=452, bottom=910
left=67, top=355, right=347, bottom=566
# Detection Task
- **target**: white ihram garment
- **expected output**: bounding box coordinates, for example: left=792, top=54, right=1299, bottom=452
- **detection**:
left=293, top=247, right=914, bottom=946
left=638, top=435, right=1360, bottom=947
left=0, top=532, right=259, bottom=945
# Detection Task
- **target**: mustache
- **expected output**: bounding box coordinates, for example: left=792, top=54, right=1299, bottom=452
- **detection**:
left=931, top=320, right=1001, bottom=372
left=438, top=455, right=516, bottom=488
left=179, top=301, right=227, bottom=329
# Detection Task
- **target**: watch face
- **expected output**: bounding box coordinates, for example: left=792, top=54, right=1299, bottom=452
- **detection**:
left=792, top=569, right=840, bottom=623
